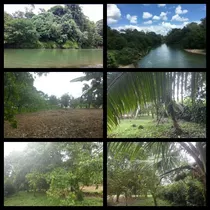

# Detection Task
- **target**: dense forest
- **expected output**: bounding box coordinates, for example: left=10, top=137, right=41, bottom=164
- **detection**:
left=108, top=142, right=206, bottom=206
left=4, top=4, right=103, bottom=49
left=4, top=142, right=103, bottom=206
left=107, top=72, right=206, bottom=138
left=4, top=72, right=103, bottom=129
left=107, top=18, right=206, bottom=68
left=107, top=26, right=162, bottom=68
left=165, top=18, right=206, bottom=49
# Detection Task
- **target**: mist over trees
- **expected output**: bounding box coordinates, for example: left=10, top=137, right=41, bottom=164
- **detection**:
left=4, top=4, right=103, bottom=49
left=4, top=142, right=103, bottom=206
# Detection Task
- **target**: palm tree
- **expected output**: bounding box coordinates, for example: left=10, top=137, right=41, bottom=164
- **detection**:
left=108, top=142, right=206, bottom=201
left=107, top=72, right=206, bottom=134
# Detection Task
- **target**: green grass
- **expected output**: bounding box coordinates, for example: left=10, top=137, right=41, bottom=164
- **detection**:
left=108, top=116, right=206, bottom=138
left=131, top=197, right=171, bottom=206
left=4, top=191, right=102, bottom=206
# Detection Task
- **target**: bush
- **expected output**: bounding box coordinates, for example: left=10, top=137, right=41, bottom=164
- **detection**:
left=4, top=179, right=16, bottom=197
left=158, top=182, right=187, bottom=206
left=107, top=51, right=118, bottom=68
left=62, top=40, right=79, bottom=49
left=158, top=179, right=206, bottom=206
left=187, top=180, right=205, bottom=206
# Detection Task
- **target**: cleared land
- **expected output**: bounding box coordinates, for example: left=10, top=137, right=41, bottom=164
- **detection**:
left=108, top=116, right=206, bottom=138
left=4, top=109, right=103, bottom=138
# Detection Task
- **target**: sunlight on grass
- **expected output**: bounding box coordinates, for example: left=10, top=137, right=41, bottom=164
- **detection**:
left=108, top=116, right=206, bottom=138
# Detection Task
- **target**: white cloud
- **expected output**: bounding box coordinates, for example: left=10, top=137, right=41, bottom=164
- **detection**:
left=126, top=14, right=137, bottom=24
left=153, top=15, right=160, bottom=20
left=160, top=12, right=168, bottom=21
left=107, top=4, right=121, bottom=24
left=175, top=5, right=188, bottom=14
left=158, top=4, right=166, bottom=7
left=143, top=4, right=150, bottom=6
left=113, top=21, right=190, bottom=36
left=4, top=4, right=103, bottom=22
left=171, top=14, right=189, bottom=22
left=144, top=20, right=152, bottom=24
left=143, top=12, right=153, bottom=19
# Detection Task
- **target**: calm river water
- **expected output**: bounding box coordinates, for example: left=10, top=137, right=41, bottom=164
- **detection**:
left=138, top=44, right=206, bottom=68
left=4, top=49, right=103, bottom=68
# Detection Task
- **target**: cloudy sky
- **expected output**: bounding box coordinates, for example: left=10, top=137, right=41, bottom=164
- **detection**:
left=32, top=72, right=91, bottom=98
left=107, top=4, right=206, bottom=35
left=4, top=4, right=103, bottom=22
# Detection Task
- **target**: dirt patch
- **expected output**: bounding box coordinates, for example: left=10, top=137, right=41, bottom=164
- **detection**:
left=4, top=109, right=103, bottom=138
left=81, top=185, right=103, bottom=193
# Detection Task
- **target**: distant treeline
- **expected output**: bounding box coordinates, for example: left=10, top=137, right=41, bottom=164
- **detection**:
left=4, top=4, right=103, bottom=49
left=165, top=17, right=206, bottom=49
left=107, top=26, right=163, bottom=68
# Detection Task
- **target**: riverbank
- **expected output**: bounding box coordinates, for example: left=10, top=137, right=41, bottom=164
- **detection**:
left=119, top=64, right=136, bottom=68
left=184, top=49, right=206, bottom=55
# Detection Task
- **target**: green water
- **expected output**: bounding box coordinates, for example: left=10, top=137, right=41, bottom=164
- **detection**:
left=139, top=44, right=206, bottom=68
left=4, top=49, right=103, bottom=68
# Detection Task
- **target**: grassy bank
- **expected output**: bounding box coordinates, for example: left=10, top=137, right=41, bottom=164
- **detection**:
left=108, top=116, right=206, bottom=138
left=4, top=191, right=103, bottom=206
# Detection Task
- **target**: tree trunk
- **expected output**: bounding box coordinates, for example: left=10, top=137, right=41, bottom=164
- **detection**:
left=116, top=192, right=120, bottom=203
left=191, top=72, right=196, bottom=105
left=145, top=191, right=147, bottom=198
left=181, top=72, right=184, bottom=104
left=152, top=193, right=158, bottom=206
left=169, top=102, right=182, bottom=134
left=177, top=72, right=180, bottom=101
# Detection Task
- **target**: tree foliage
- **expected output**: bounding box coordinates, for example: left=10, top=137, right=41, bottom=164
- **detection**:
left=107, top=72, right=206, bottom=132
left=165, top=18, right=206, bottom=49
left=107, top=26, right=162, bottom=67
left=4, top=5, right=103, bottom=49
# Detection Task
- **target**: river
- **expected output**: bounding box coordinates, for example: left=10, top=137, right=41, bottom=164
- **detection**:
left=4, top=49, right=103, bottom=68
left=138, top=44, right=206, bottom=68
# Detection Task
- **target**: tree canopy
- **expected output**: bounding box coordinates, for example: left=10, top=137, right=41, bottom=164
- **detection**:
left=4, top=4, right=103, bottom=49
left=108, top=142, right=206, bottom=206
left=165, top=18, right=206, bottom=49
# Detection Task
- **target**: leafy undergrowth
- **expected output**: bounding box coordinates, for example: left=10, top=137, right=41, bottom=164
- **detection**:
left=4, top=109, right=103, bottom=138
left=4, top=191, right=102, bottom=206
left=108, top=116, right=206, bottom=138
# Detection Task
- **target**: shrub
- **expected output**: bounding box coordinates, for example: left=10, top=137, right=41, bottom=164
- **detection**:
left=187, top=180, right=205, bottom=206
left=62, top=40, right=79, bottom=49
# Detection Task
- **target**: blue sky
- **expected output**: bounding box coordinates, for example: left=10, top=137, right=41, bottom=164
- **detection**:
left=107, top=4, right=206, bottom=35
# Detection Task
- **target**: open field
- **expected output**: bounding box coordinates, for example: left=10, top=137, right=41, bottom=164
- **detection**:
left=108, top=116, right=206, bottom=138
left=4, top=109, right=103, bottom=138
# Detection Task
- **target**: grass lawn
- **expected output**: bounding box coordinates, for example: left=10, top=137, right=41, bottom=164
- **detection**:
left=108, top=116, right=206, bottom=138
left=4, top=191, right=102, bottom=206
left=131, top=197, right=171, bottom=206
